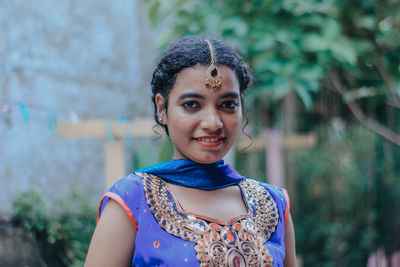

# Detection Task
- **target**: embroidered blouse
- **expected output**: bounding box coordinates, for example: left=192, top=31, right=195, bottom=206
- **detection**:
left=98, top=172, right=290, bottom=267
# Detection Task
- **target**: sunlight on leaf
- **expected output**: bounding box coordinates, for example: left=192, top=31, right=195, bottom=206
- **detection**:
left=295, top=84, right=313, bottom=109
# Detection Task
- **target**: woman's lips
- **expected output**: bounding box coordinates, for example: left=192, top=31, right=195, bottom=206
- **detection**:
left=194, top=136, right=225, bottom=147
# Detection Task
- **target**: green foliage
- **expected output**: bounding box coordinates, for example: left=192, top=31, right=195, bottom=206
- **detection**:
left=142, top=2, right=400, bottom=264
left=236, top=149, right=267, bottom=181
left=157, top=137, right=174, bottom=162
left=144, top=1, right=394, bottom=106
left=133, top=142, right=163, bottom=169
left=12, top=187, right=97, bottom=267
left=294, top=125, right=400, bottom=265
left=143, top=1, right=400, bottom=146
left=132, top=138, right=174, bottom=169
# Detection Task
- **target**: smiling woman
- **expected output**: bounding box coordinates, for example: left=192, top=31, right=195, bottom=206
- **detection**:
left=84, top=36, right=297, bottom=267
left=156, top=65, right=242, bottom=164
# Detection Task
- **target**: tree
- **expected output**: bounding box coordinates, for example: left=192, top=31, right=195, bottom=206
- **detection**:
left=144, top=0, right=400, bottom=145
left=143, top=0, right=400, bottom=265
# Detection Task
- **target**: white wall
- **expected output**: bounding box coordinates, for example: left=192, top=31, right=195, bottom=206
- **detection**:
left=0, top=0, right=157, bottom=215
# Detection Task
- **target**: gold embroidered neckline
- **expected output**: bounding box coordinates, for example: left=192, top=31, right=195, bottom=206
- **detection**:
left=164, top=181, right=253, bottom=225
left=136, top=172, right=279, bottom=267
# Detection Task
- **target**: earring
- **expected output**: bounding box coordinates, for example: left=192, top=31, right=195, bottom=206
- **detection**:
left=158, top=114, right=163, bottom=123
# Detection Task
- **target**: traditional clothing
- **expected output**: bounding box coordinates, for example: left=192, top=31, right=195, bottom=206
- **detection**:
left=98, top=160, right=290, bottom=267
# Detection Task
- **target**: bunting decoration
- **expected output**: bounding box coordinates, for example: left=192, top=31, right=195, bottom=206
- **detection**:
left=0, top=100, right=135, bottom=142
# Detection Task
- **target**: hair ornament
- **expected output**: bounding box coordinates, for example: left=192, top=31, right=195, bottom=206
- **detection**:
left=204, top=39, right=222, bottom=89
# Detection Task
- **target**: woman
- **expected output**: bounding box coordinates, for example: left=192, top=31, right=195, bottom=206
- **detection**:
left=85, top=36, right=296, bottom=267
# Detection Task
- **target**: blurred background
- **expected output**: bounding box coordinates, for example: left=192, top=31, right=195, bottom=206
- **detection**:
left=1, top=0, right=399, bottom=266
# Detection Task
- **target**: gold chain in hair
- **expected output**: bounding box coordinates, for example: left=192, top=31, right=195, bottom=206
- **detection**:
left=204, top=39, right=222, bottom=89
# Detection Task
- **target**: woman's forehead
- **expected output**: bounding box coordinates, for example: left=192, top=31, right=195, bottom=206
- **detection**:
left=172, top=65, right=240, bottom=96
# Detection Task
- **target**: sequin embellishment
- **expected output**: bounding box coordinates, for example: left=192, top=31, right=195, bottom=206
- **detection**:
left=136, top=173, right=279, bottom=267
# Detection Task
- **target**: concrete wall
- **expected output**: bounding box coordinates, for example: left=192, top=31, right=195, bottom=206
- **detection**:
left=0, top=0, right=157, bottom=215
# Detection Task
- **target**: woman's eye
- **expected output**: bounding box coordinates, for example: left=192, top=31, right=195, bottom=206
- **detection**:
left=182, top=101, right=200, bottom=110
left=221, top=101, right=239, bottom=111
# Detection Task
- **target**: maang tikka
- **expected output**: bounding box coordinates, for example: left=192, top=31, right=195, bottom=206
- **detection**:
left=204, top=40, right=222, bottom=89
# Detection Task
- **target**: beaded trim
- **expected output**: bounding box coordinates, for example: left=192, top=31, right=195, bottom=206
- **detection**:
left=136, top=172, right=279, bottom=267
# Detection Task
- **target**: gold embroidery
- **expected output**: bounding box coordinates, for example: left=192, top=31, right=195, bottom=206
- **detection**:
left=136, top=173, right=279, bottom=267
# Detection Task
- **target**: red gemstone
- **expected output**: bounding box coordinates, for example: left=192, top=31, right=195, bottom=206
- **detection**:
left=234, top=257, right=239, bottom=267
left=210, top=67, right=218, bottom=77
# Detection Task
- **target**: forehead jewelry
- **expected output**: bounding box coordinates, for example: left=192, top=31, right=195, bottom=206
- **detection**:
left=204, top=40, right=222, bottom=89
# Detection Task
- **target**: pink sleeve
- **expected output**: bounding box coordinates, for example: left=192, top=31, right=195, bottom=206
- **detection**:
left=282, top=188, right=290, bottom=225
left=97, top=192, right=138, bottom=232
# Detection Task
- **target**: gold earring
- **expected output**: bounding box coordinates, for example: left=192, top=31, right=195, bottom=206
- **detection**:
left=204, top=40, right=222, bottom=89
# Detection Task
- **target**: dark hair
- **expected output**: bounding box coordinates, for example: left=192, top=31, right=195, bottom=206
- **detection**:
left=151, top=36, right=252, bottom=135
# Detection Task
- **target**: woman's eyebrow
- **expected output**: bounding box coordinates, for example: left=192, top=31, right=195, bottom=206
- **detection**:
left=219, top=92, right=239, bottom=99
left=178, top=93, right=204, bottom=100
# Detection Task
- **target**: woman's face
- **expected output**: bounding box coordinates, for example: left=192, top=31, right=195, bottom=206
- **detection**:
left=156, top=65, right=242, bottom=164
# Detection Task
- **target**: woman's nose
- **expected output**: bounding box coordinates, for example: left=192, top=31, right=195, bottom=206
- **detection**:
left=200, top=108, right=223, bottom=131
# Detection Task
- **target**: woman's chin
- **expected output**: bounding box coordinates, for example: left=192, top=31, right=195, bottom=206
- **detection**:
left=189, top=153, right=228, bottom=164
left=194, top=159, right=219, bottom=164
left=173, top=147, right=230, bottom=164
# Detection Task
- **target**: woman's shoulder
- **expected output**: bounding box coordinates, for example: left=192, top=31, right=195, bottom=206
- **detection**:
left=103, top=172, right=163, bottom=205
left=98, top=173, right=150, bottom=228
left=240, top=178, right=290, bottom=224
left=107, top=172, right=144, bottom=193
left=241, top=178, right=288, bottom=198
left=100, top=173, right=145, bottom=214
